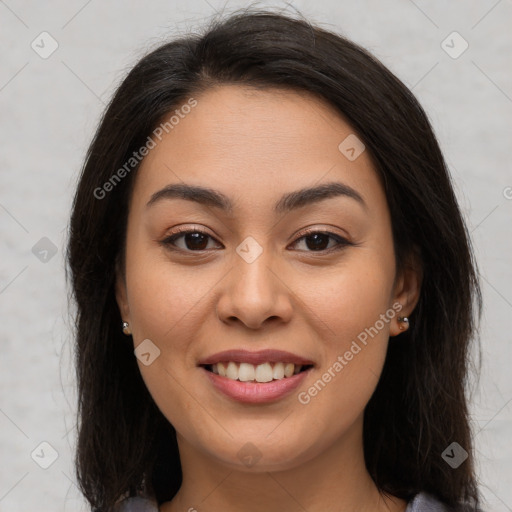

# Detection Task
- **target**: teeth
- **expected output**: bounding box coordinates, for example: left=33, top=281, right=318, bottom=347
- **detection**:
left=209, top=362, right=305, bottom=382
left=284, top=363, right=295, bottom=377
left=272, top=362, right=285, bottom=380
left=255, top=362, right=273, bottom=382
left=217, top=362, right=226, bottom=377
left=239, top=362, right=255, bottom=382
left=226, top=361, right=238, bottom=380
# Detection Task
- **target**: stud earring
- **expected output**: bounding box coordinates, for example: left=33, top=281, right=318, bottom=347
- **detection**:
left=398, top=316, right=409, bottom=331
left=122, top=321, right=132, bottom=336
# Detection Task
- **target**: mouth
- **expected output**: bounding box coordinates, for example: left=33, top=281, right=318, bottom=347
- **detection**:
left=200, top=362, right=314, bottom=383
left=197, top=349, right=316, bottom=402
left=199, top=361, right=314, bottom=404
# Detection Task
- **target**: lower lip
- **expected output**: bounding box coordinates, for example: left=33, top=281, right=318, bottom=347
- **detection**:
left=200, top=366, right=312, bottom=404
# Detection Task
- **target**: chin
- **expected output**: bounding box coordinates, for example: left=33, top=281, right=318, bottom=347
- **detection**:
left=205, top=435, right=317, bottom=473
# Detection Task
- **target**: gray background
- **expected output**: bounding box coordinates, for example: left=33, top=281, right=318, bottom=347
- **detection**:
left=0, top=0, right=511, bottom=510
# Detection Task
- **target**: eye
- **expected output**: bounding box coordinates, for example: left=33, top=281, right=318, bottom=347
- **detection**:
left=289, top=229, right=352, bottom=253
left=160, top=228, right=222, bottom=252
left=160, top=227, right=352, bottom=253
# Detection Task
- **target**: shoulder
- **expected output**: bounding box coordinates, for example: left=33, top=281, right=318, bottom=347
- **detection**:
left=112, top=492, right=484, bottom=512
left=113, top=496, right=159, bottom=512
left=406, top=492, right=484, bottom=512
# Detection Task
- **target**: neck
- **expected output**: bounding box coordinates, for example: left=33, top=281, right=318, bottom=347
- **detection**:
left=159, top=416, right=407, bottom=512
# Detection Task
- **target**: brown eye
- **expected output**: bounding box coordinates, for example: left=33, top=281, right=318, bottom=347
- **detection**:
left=290, top=230, right=351, bottom=253
left=161, top=229, right=222, bottom=252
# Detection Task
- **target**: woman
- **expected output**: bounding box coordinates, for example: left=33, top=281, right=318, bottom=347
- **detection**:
left=66, top=8, right=483, bottom=512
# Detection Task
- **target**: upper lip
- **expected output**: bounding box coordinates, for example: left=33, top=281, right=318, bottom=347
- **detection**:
left=198, top=349, right=315, bottom=367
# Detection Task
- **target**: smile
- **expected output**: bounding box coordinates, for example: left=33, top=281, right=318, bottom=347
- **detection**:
left=200, top=364, right=314, bottom=404
left=203, top=361, right=313, bottom=383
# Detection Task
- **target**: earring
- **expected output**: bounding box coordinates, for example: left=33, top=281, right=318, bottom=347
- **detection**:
left=122, top=321, right=132, bottom=336
left=398, top=316, right=409, bottom=331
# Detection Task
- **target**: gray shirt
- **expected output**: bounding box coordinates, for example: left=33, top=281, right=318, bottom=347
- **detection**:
left=407, top=492, right=454, bottom=511
left=113, top=491, right=466, bottom=511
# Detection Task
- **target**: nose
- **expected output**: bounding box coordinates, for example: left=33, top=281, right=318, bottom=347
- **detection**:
left=216, top=245, right=293, bottom=329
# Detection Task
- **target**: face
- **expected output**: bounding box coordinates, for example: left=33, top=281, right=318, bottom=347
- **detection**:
left=116, top=85, right=420, bottom=473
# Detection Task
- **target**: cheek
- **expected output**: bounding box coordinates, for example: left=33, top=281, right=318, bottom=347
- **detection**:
left=295, top=253, right=395, bottom=347
left=292, top=251, right=395, bottom=405
left=124, top=250, right=208, bottom=430
left=125, top=243, right=210, bottom=341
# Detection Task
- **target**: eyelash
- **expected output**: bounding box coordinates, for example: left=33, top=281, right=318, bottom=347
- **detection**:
left=160, top=227, right=352, bottom=254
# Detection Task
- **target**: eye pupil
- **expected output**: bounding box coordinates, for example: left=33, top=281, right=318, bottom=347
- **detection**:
left=306, top=233, right=329, bottom=251
left=185, top=232, right=208, bottom=250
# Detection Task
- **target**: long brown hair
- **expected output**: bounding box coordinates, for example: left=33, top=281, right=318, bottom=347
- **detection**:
left=66, top=7, right=482, bottom=511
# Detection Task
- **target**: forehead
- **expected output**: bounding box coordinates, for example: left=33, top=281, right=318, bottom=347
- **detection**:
left=129, top=84, right=385, bottom=216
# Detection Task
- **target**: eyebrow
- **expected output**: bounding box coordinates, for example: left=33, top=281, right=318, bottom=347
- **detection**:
left=145, top=181, right=367, bottom=214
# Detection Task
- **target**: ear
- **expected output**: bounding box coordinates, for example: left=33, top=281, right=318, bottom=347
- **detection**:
left=115, top=255, right=130, bottom=323
left=389, top=246, right=423, bottom=337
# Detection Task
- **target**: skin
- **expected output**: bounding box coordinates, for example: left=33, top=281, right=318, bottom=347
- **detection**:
left=115, top=84, right=422, bottom=512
